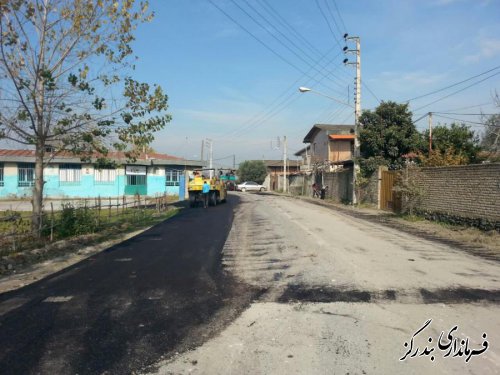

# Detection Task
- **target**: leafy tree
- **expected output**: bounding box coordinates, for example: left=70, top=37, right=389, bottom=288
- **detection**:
left=420, top=123, right=480, bottom=164
left=0, top=0, right=171, bottom=233
left=417, top=148, right=468, bottom=167
left=358, top=101, right=421, bottom=176
left=237, top=160, right=267, bottom=184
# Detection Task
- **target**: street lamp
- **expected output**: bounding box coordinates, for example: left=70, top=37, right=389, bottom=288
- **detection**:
left=299, top=86, right=358, bottom=205
left=298, top=87, right=354, bottom=108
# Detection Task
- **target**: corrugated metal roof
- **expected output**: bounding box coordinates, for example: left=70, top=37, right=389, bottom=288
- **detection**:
left=303, top=124, right=355, bottom=143
left=329, top=134, right=356, bottom=140
left=0, top=148, right=201, bottom=167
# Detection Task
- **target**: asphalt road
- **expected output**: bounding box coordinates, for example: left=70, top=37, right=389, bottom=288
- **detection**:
left=0, top=195, right=261, bottom=374
left=160, top=193, right=500, bottom=375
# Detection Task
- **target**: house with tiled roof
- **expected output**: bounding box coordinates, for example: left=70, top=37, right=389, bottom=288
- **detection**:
left=0, top=149, right=203, bottom=198
left=299, top=124, right=356, bottom=171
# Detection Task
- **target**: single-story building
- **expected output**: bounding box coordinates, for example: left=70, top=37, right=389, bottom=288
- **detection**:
left=0, top=149, right=203, bottom=198
left=261, top=160, right=300, bottom=191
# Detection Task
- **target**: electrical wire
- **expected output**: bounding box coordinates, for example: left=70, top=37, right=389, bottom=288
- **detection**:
left=412, top=71, right=500, bottom=112
left=255, top=0, right=350, bottom=86
left=405, top=65, right=500, bottom=103
left=331, top=0, right=348, bottom=33
left=432, top=112, right=498, bottom=116
left=362, top=80, right=381, bottom=103
left=324, top=0, right=344, bottom=38
left=433, top=114, right=491, bottom=126
left=215, top=48, right=344, bottom=142
left=315, top=0, right=343, bottom=49
left=229, top=0, right=348, bottom=96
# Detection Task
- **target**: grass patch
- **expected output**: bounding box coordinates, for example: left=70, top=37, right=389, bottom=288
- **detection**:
left=400, top=214, right=425, bottom=222
left=0, top=207, right=180, bottom=274
left=0, top=206, right=179, bottom=258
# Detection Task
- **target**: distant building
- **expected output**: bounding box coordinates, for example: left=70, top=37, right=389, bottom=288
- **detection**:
left=0, top=149, right=203, bottom=198
left=261, top=160, right=300, bottom=191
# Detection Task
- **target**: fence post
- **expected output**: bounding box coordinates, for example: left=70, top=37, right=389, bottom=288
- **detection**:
left=50, top=202, right=54, bottom=242
left=108, top=197, right=112, bottom=218
left=97, top=196, right=101, bottom=227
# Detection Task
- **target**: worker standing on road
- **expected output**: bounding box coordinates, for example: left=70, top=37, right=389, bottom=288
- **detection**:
left=202, top=180, right=210, bottom=208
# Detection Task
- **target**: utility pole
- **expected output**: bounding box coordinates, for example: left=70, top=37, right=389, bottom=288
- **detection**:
left=283, top=136, right=287, bottom=193
left=202, top=139, right=213, bottom=177
left=428, top=112, right=433, bottom=153
left=208, top=139, right=213, bottom=178
left=343, top=34, right=361, bottom=205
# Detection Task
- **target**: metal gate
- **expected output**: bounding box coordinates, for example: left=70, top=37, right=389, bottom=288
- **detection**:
left=380, top=170, right=401, bottom=212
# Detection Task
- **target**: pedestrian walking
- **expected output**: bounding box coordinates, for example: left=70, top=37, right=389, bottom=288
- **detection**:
left=202, top=180, right=210, bottom=208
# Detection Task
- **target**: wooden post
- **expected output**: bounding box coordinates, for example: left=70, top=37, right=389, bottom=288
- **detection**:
left=50, top=202, right=54, bottom=242
left=108, top=197, right=112, bottom=218
left=97, top=196, right=101, bottom=227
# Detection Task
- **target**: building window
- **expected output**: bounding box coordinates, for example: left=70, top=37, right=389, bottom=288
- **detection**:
left=127, top=174, right=146, bottom=185
left=94, top=168, right=116, bottom=184
left=59, top=164, right=81, bottom=184
left=18, top=163, right=35, bottom=187
left=0, top=163, right=3, bottom=187
left=166, top=169, right=182, bottom=186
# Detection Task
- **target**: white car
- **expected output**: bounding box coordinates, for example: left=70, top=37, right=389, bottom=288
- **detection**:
left=236, top=181, right=266, bottom=192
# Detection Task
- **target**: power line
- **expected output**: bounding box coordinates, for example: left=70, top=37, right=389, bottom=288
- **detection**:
left=208, top=0, right=317, bottom=85
left=254, top=0, right=350, bottom=86
left=255, top=0, right=321, bottom=59
left=229, top=0, right=348, bottom=96
left=433, top=112, right=498, bottom=116
left=315, top=0, right=342, bottom=49
left=434, top=102, right=495, bottom=112
left=331, top=0, right=348, bottom=33
left=412, top=70, right=500, bottom=112
left=362, top=80, right=381, bottom=103
left=405, top=64, right=500, bottom=103
left=433, top=114, right=491, bottom=126
left=216, top=48, right=345, bottom=142
left=324, top=0, right=344, bottom=38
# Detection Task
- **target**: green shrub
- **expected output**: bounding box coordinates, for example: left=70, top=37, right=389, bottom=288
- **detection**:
left=57, top=203, right=97, bottom=238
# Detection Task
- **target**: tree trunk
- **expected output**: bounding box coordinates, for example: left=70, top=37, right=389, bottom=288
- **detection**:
left=32, top=144, right=45, bottom=237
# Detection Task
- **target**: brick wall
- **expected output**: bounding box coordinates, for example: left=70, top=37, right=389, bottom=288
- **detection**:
left=323, top=170, right=352, bottom=202
left=413, top=163, right=500, bottom=229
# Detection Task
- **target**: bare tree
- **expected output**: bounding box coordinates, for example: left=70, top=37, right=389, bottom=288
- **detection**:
left=0, top=0, right=171, bottom=233
left=481, top=91, right=500, bottom=156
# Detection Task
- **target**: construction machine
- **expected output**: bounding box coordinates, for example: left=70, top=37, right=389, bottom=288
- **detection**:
left=187, top=169, right=227, bottom=208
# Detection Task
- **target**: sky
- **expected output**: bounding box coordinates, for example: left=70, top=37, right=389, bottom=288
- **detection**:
left=20, top=0, right=500, bottom=167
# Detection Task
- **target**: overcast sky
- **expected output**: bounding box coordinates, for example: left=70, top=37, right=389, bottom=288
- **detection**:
left=10, top=0, right=500, bottom=166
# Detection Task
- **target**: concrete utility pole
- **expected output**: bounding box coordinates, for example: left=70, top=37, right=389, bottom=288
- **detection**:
left=283, top=136, right=287, bottom=193
left=428, top=112, right=433, bottom=153
left=343, top=34, right=361, bottom=205
left=208, top=139, right=213, bottom=178
left=202, top=139, right=214, bottom=178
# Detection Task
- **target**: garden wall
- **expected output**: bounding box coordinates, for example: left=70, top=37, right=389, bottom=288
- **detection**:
left=413, top=163, right=500, bottom=230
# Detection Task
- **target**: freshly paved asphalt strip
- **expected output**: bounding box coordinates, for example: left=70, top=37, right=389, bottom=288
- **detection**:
left=0, top=195, right=260, bottom=374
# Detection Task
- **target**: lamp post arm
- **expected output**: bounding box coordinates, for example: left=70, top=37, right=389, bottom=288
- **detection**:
left=298, top=87, right=354, bottom=108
